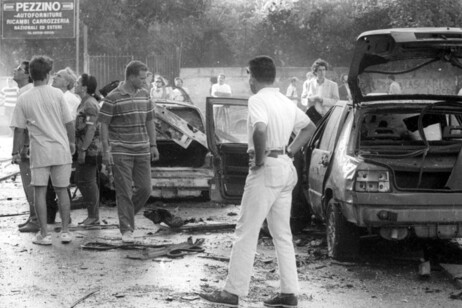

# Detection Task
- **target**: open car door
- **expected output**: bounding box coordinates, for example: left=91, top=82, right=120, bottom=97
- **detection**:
left=206, top=97, right=249, bottom=203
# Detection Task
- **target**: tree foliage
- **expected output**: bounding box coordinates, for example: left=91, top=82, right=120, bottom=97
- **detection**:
left=2, top=0, right=462, bottom=74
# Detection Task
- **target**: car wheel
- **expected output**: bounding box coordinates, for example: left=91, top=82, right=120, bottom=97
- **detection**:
left=326, top=200, right=359, bottom=261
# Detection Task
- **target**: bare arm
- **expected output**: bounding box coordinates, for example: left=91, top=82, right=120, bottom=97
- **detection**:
left=12, top=127, right=26, bottom=163
left=251, top=122, right=267, bottom=169
left=288, top=121, right=317, bottom=154
left=146, top=120, right=159, bottom=161
left=65, top=121, right=76, bottom=155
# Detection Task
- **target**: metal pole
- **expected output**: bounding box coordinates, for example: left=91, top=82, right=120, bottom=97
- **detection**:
left=75, top=0, right=80, bottom=74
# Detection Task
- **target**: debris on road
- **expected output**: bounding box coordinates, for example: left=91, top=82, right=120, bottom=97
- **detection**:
left=199, top=254, right=230, bottom=262
left=70, top=288, right=100, bottom=308
left=144, top=208, right=185, bottom=228
left=126, top=237, right=205, bottom=260
left=418, top=259, right=431, bottom=277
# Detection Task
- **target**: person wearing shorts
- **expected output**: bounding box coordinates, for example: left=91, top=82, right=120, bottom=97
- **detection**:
left=10, top=55, right=75, bottom=245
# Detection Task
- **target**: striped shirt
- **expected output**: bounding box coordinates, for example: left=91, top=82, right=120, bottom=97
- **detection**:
left=98, top=81, right=155, bottom=156
left=2, top=86, right=19, bottom=108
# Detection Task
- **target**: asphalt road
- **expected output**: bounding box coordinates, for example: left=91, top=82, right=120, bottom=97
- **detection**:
left=1, top=134, right=462, bottom=307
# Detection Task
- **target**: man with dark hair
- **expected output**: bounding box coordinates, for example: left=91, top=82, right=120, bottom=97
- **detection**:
left=306, top=58, right=339, bottom=124
left=11, top=55, right=75, bottom=245
left=99, top=60, right=159, bottom=243
left=13, top=61, right=38, bottom=233
left=200, top=55, right=316, bottom=308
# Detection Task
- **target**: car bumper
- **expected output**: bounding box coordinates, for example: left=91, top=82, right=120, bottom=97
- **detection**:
left=340, top=192, right=462, bottom=238
left=150, top=167, right=214, bottom=199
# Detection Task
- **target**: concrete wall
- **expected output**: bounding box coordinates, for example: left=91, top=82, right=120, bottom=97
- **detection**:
left=180, top=66, right=349, bottom=114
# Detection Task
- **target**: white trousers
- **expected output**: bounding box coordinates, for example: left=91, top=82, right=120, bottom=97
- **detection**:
left=224, top=155, right=300, bottom=296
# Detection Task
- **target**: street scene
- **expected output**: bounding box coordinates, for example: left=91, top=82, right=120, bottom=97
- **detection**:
left=3, top=0, right=462, bottom=308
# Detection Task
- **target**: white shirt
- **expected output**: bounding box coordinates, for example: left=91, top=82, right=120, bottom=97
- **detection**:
left=64, top=90, right=80, bottom=119
left=307, top=78, right=339, bottom=115
left=389, top=81, right=402, bottom=94
left=10, top=85, right=73, bottom=168
left=211, top=83, right=232, bottom=97
left=247, top=87, right=310, bottom=152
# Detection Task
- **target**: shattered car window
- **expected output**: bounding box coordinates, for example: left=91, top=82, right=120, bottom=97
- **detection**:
left=212, top=104, right=248, bottom=144
left=359, top=58, right=462, bottom=96
left=357, top=102, right=462, bottom=190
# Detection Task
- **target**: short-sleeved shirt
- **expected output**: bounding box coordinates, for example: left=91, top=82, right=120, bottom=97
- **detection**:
left=10, top=84, right=73, bottom=168
left=98, top=82, right=155, bottom=156
left=64, top=90, right=80, bottom=119
left=211, top=83, right=232, bottom=97
left=247, top=87, right=311, bottom=152
left=76, top=96, right=100, bottom=156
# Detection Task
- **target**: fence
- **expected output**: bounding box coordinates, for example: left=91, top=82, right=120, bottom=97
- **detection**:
left=86, top=50, right=180, bottom=90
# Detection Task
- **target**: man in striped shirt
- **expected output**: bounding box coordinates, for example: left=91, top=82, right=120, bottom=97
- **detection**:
left=99, top=60, right=159, bottom=243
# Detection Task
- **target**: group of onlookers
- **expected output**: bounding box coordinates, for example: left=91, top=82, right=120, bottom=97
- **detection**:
left=10, top=56, right=160, bottom=245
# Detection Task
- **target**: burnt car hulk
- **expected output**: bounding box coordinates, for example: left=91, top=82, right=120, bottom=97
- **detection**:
left=207, top=28, right=462, bottom=261
left=303, top=27, right=462, bottom=260
left=100, top=95, right=213, bottom=200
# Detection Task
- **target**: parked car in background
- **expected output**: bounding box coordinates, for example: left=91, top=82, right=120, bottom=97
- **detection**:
left=302, top=27, right=462, bottom=260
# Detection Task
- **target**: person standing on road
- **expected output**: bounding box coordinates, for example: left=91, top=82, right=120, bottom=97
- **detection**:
left=10, top=55, right=75, bottom=245
left=285, top=77, right=299, bottom=106
left=74, top=73, right=101, bottom=226
left=211, top=73, right=232, bottom=97
left=306, top=58, right=339, bottom=124
left=99, top=60, right=159, bottom=243
left=199, top=55, right=316, bottom=308
left=12, top=61, right=37, bottom=233
left=387, top=75, right=402, bottom=94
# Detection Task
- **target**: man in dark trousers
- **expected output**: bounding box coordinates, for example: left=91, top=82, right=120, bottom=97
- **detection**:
left=199, top=55, right=316, bottom=307
left=99, top=60, right=159, bottom=243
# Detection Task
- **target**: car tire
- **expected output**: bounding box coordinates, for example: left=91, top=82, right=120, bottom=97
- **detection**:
left=326, top=200, right=360, bottom=261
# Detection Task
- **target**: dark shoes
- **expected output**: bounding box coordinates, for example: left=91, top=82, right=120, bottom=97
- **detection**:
left=18, top=217, right=31, bottom=228
left=199, top=290, right=239, bottom=307
left=264, top=293, right=298, bottom=307
left=18, top=221, right=40, bottom=233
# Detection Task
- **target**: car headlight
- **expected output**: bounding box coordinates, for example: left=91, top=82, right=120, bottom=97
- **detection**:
left=355, top=170, right=390, bottom=192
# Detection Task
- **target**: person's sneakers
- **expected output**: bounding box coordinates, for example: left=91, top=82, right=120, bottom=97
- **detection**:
left=18, top=221, right=40, bottom=233
left=199, top=290, right=239, bottom=307
left=122, top=231, right=135, bottom=243
left=263, top=293, right=298, bottom=307
left=78, top=218, right=100, bottom=226
left=18, top=217, right=31, bottom=228
left=60, top=232, right=72, bottom=244
left=32, top=232, right=52, bottom=246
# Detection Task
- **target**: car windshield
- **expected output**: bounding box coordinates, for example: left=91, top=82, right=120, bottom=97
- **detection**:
left=359, top=57, right=462, bottom=96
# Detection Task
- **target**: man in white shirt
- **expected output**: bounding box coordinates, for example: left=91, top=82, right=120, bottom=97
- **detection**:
left=387, top=75, right=402, bottom=94
left=11, top=55, right=75, bottom=245
left=200, top=55, right=316, bottom=308
left=52, top=67, right=80, bottom=119
left=211, top=73, right=232, bottom=97
left=306, top=58, right=339, bottom=124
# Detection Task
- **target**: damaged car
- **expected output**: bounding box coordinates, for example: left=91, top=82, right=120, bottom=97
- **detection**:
left=303, top=27, right=462, bottom=260
left=206, top=28, right=462, bottom=261
left=100, top=94, right=213, bottom=200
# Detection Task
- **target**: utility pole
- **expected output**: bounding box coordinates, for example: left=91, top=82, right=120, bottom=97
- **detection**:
left=75, top=0, right=80, bottom=73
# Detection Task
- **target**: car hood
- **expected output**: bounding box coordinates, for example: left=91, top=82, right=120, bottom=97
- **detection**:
left=348, top=28, right=462, bottom=106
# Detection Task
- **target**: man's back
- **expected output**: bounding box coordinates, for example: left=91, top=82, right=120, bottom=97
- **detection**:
left=12, top=85, right=72, bottom=168
left=247, top=88, right=309, bottom=150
